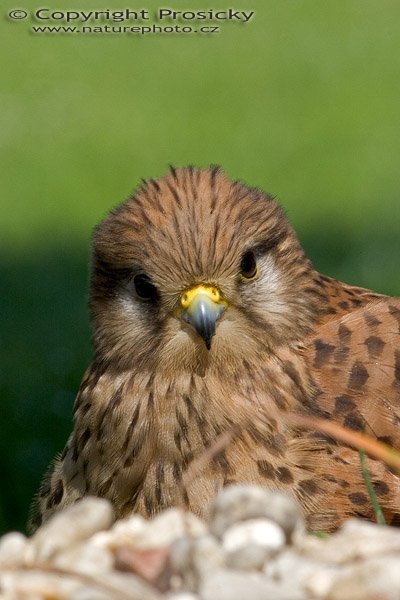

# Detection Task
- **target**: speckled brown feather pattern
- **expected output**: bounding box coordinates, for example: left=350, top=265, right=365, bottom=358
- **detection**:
left=30, top=167, right=400, bottom=533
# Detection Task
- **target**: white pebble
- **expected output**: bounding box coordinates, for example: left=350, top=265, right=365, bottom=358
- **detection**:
left=88, top=571, right=163, bottom=600
left=170, top=537, right=193, bottom=574
left=327, top=556, right=400, bottom=600
left=170, top=534, right=225, bottom=591
left=170, top=535, right=225, bottom=575
left=265, top=548, right=340, bottom=598
left=0, top=569, right=162, bottom=600
left=0, top=570, right=87, bottom=598
left=200, top=569, right=307, bottom=600
left=166, top=594, right=199, bottom=600
left=90, top=514, right=148, bottom=550
left=227, top=543, right=273, bottom=571
left=0, top=532, right=28, bottom=568
left=189, top=534, right=225, bottom=575
left=297, top=518, right=400, bottom=564
left=223, top=518, right=285, bottom=554
left=26, top=497, right=114, bottom=564
left=53, top=541, right=114, bottom=575
left=136, top=508, right=206, bottom=549
left=210, top=485, right=303, bottom=540
left=112, top=514, right=148, bottom=539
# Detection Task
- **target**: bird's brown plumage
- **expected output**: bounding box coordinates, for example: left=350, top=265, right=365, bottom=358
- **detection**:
left=30, top=166, right=400, bottom=533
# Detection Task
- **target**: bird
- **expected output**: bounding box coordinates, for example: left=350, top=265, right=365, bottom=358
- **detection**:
left=29, top=166, right=400, bottom=533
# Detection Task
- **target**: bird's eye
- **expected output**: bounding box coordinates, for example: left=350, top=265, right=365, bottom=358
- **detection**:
left=133, top=274, right=159, bottom=301
left=240, top=251, right=258, bottom=281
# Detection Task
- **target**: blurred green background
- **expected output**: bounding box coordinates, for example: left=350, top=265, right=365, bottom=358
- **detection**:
left=1, top=0, right=400, bottom=534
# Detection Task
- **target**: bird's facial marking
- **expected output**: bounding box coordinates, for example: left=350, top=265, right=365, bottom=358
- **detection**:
left=90, top=166, right=319, bottom=370
left=238, top=252, right=284, bottom=310
left=231, top=231, right=287, bottom=291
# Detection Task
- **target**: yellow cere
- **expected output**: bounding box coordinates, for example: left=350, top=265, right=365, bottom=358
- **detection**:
left=180, top=285, right=224, bottom=309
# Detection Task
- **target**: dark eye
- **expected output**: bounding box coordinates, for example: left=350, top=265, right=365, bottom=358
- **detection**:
left=133, top=274, right=159, bottom=301
left=240, top=251, right=258, bottom=280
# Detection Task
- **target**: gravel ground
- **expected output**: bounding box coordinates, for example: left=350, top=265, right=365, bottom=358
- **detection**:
left=1, top=485, right=399, bottom=599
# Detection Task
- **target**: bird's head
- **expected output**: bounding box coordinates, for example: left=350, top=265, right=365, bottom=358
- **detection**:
left=89, top=166, right=319, bottom=375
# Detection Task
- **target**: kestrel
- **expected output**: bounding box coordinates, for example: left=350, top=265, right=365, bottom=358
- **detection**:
left=30, top=166, right=400, bottom=533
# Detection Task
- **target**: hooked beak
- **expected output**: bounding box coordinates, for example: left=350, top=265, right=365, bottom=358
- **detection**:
left=180, top=285, right=227, bottom=349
